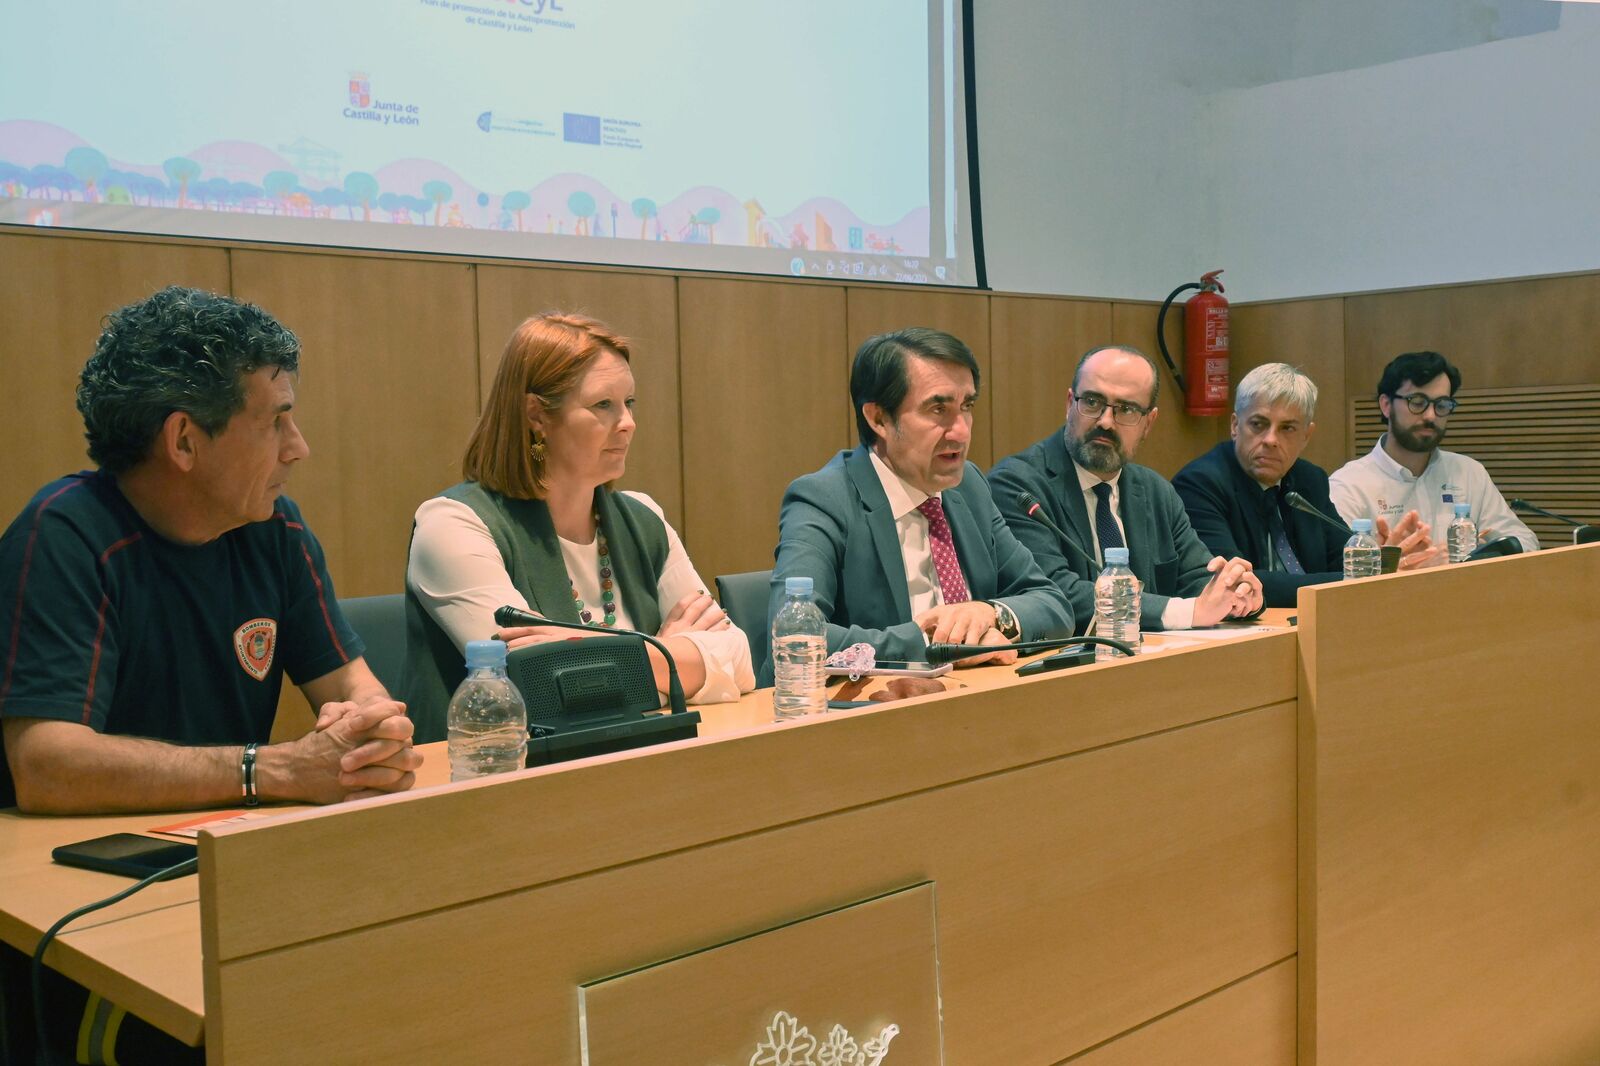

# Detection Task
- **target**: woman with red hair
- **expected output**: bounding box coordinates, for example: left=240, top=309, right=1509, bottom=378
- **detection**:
left=403, top=312, right=753, bottom=739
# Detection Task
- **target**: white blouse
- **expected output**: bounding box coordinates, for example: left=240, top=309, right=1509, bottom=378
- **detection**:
left=407, top=491, right=755, bottom=704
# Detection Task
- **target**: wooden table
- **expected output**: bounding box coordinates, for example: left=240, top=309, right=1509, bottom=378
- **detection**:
left=2, top=618, right=1299, bottom=1062
left=14, top=543, right=1600, bottom=1064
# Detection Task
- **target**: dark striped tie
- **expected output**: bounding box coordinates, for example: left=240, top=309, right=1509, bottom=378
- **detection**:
left=1268, top=488, right=1306, bottom=575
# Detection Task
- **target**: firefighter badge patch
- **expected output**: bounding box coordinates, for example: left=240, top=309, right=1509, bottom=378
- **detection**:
left=234, top=618, right=278, bottom=682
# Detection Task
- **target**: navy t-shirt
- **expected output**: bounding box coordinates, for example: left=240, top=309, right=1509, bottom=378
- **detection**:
left=0, top=471, right=363, bottom=807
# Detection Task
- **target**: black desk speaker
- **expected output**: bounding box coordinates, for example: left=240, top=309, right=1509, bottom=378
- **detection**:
left=506, top=635, right=699, bottom=766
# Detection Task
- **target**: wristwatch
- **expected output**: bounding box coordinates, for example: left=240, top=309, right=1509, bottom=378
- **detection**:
left=987, top=599, right=1022, bottom=641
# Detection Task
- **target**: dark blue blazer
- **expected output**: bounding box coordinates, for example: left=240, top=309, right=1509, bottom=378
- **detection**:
left=988, top=429, right=1215, bottom=632
left=1172, top=441, right=1343, bottom=608
left=763, top=446, right=1074, bottom=682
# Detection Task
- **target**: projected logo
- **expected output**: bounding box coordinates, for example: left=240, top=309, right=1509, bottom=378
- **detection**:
left=342, top=74, right=422, bottom=128
left=563, top=113, right=601, bottom=145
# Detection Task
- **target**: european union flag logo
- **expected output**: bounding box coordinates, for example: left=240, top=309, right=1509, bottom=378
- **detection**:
left=563, top=113, right=601, bottom=144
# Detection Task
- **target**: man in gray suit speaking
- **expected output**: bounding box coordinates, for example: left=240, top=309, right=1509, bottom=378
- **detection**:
left=989, top=345, right=1263, bottom=634
left=764, top=328, right=1073, bottom=681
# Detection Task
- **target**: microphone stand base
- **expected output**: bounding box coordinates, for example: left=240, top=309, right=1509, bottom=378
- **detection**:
left=1015, top=645, right=1096, bottom=677
left=527, top=711, right=701, bottom=767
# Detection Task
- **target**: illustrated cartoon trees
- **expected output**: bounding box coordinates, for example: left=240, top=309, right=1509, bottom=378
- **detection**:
left=344, top=172, right=380, bottom=222
left=129, top=173, right=166, bottom=205
left=64, top=147, right=109, bottom=203
left=0, top=162, right=26, bottom=198
left=320, top=187, right=351, bottom=219
left=422, top=180, right=453, bottom=226
left=692, top=206, right=721, bottom=243
left=567, top=190, right=596, bottom=235
left=27, top=164, right=76, bottom=200
left=163, top=157, right=201, bottom=208
left=263, top=171, right=299, bottom=215
left=503, top=190, right=531, bottom=232
left=631, top=197, right=657, bottom=240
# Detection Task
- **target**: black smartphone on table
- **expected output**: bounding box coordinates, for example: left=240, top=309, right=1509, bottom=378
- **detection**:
left=52, top=833, right=198, bottom=879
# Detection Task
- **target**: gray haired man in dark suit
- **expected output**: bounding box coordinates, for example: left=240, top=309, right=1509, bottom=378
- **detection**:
left=989, top=345, right=1263, bottom=634
left=763, top=328, right=1073, bottom=682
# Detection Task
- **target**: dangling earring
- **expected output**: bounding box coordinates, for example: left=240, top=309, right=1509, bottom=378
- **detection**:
left=530, top=433, right=547, bottom=463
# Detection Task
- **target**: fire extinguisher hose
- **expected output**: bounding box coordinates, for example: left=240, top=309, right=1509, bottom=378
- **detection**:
left=1155, top=282, right=1200, bottom=396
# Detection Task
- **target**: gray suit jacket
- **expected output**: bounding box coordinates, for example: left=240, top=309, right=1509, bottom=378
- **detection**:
left=763, top=447, right=1074, bottom=682
left=988, top=429, right=1215, bottom=632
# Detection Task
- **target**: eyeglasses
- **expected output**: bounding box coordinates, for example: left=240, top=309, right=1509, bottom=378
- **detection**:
left=1389, top=392, right=1459, bottom=416
left=1074, top=392, right=1151, bottom=426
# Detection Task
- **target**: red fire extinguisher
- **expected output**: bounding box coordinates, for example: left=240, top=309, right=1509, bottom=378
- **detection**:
left=1156, top=269, right=1230, bottom=417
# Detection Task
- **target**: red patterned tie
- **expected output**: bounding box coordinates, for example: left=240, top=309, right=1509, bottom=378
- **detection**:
left=917, top=496, right=971, bottom=604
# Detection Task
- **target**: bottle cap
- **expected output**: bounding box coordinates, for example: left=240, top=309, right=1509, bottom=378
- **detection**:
left=1351, top=518, right=1374, bottom=533
left=465, top=639, right=508, bottom=669
left=1453, top=503, right=1471, bottom=517
left=785, top=576, right=814, bottom=596
left=1104, top=547, right=1130, bottom=566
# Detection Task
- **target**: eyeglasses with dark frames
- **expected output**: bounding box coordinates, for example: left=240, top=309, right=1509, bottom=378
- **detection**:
left=1389, top=392, right=1459, bottom=416
left=1074, top=392, right=1151, bottom=426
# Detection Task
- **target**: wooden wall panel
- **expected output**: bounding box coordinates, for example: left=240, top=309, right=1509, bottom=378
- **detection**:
left=8, top=223, right=1594, bottom=604
left=1232, top=297, right=1349, bottom=470
left=1066, top=958, right=1296, bottom=1066
left=1109, top=301, right=1225, bottom=478
left=1343, top=272, right=1600, bottom=398
left=678, top=277, right=847, bottom=583
left=475, top=266, right=684, bottom=531
left=989, top=295, right=1113, bottom=463
left=843, top=285, right=994, bottom=467
left=231, top=251, right=479, bottom=598
left=0, top=233, right=229, bottom=519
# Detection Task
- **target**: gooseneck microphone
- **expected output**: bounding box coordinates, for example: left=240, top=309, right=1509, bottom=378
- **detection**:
left=1510, top=498, right=1586, bottom=525
left=924, top=635, right=1136, bottom=664
left=1283, top=491, right=1355, bottom=538
left=493, top=605, right=687, bottom=715
left=1511, top=499, right=1600, bottom=544
left=1016, top=491, right=1098, bottom=572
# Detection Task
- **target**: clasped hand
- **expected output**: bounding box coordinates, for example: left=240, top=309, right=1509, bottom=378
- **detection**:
left=1193, top=556, right=1264, bottom=627
left=915, top=601, right=1013, bottom=667
left=1376, top=511, right=1446, bottom=569
left=283, top=698, right=421, bottom=804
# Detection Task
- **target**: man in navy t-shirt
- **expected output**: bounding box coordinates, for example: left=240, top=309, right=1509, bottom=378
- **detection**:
left=0, top=286, right=423, bottom=1065
left=0, top=287, right=420, bottom=812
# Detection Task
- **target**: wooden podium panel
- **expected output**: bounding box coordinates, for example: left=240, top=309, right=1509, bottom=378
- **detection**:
left=1068, top=958, right=1296, bottom=1066
left=1298, top=544, right=1600, bottom=1065
left=579, top=883, right=940, bottom=1065
left=198, top=632, right=1296, bottom=1063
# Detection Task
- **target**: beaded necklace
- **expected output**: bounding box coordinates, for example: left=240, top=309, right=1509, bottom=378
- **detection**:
left=570, top=512, right=617, bottom=627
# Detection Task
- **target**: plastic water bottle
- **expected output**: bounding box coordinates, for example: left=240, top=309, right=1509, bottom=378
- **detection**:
left=771, top=576, right=827, bottom=719
left=447, top=639, right=528, bottom=781
left=1093, top=547, right=1141, bottom=662
left=1342, top=518, right=1382, bottom=580
left=1447, top=503, right=1477, bottom=563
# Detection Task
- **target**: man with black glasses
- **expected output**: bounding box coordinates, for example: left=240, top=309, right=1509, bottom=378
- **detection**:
left=1330, top=351, right=1538, bottom=554
left=990, top=345, right=1262, bottom=634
